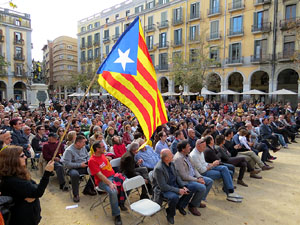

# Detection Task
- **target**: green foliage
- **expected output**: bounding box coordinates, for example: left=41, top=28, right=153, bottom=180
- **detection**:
left=0, top=55, right=10, bottom=75
left=67, top=70, right=99, bottom=91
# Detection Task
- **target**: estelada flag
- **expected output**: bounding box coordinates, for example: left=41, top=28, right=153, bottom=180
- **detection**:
left=97, top=16, right=168, bottom=142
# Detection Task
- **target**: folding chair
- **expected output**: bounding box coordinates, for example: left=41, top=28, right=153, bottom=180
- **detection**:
left=64, top=166, right=88, bottom=200
left=87, top=168, right=109, bottom=214
left=123, top=175, right=161, bottom=225
left=110, top=157, right=121, bottom=172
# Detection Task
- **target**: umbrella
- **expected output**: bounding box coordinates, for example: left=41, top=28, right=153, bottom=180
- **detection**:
left=201, top=89, right=217, bottom=95
left=216, top=89, right=241, bottom=95
left=182, top=91, right=199, bottom=96
left=161, top=92, right=180, bottom=96
left=268, top=89, right=297, bottom=95
left=241, top=89, right=267, bottom=95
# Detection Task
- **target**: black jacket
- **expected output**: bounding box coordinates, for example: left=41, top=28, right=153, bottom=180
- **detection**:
left=0, top=171, right=51, bottom=225
left=11, top=129, right=29, bottom=152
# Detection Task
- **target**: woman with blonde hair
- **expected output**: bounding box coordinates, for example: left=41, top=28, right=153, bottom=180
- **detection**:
left=0, top=145, right=54, bottom=225
left=65, top=131, right=77, bottom=148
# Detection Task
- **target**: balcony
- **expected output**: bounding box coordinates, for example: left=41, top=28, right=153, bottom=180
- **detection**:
left=207, top=32, right=222, bottom=41
left=94, top=40, right=100, bottom=46
left=158, top=41, right=169, bottom=49
left=80, top=44, right=86, bottom=49
left=250, top=54, right=272, bottom=64
left=112, top=34, right=120, bottom=41
left=228, top=0, right=245, bottom=12
left=171, top=40, right=183, bottom=47
left=87, top=57, right=94, bottom=62
left=208, top=58, right=222, bottom=68
left=207, top=6, right=222, bottom=17
left=189, top=12, right=201, bottom=21
left=103, top=36, right=110, bottom=43
left=277, top=50, right=295, bottom=61
left=226, top=57, right=244, bottom=65
left=157, top=21, right=169, bottom=29
left=80, top=58, right=86, bottom=63
left=254, top=0, right=271, bottom=6
left=252, top=22, right=272, bottom=33
left=14, top=54, right=25, bottom=61
left=156, top=64, right=169, bottom=71
left=144, top=24, right=156, bottom=32
left=228, top=28, right=244, bottom=37
left=14, top=39, right=24, bottom=45
left=172, top=17, right=184, bottom=26
left=188, top=35, right=200, bottom=44
left=13, top=70, right=26, bottom=77
left=147, top=44, right=155, bottom=51
left=87, top=41, right=93, bottom=48
left=280, top=18, right=300, bottom=30
left=0, top=35, right=4, bottom=42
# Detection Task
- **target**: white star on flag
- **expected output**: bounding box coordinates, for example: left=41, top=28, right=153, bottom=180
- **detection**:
left=113, top=48, right=134, bottom=71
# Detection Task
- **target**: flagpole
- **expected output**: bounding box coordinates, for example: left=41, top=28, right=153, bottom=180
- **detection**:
left=50, top=72, right=99, bottom=162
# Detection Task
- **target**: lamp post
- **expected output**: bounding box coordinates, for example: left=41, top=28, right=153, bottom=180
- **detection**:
left=179, top=85, right=183, bottom=103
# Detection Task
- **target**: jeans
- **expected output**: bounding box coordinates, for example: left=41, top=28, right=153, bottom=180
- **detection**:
left=184, top=181, right=206, bottom=208
left=98, top=176, right=120, bottom=217
left=202, top=176, right=213, bottom=201
left=274, top=133, right=286, bottom=146
left=222, top=163, right=235, bottom=177
left=162, top=191, right=193, bottom=217
left=203, top=165, right=234, bottom=194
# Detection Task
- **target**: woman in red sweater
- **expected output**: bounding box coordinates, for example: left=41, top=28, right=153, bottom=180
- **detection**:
left=112, top=136, right=127, bottom=158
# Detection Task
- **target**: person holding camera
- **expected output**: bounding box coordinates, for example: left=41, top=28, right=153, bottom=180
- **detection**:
left=0, top=145, right=54, bottom=225
left=61, top=135, right=95, bottom=202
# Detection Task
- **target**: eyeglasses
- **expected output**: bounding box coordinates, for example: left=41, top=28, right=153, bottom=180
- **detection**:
left=20, top=153, right=26, bottom=158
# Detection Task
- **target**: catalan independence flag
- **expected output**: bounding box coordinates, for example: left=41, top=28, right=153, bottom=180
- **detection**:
left=97, top=16, right=168, bottom=142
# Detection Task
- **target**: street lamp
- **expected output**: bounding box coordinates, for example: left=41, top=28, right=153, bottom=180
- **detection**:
left=179, top=85, right=183, bottom=103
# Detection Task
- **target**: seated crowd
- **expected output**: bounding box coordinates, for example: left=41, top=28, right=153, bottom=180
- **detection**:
left=0, top=98, right=300, bottom=225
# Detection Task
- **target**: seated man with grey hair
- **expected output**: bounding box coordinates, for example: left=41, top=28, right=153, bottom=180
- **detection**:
left=120, top=141, right=152, bottom=199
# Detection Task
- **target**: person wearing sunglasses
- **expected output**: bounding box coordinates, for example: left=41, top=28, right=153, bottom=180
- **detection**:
left=0, top=145, right=54, bottom=225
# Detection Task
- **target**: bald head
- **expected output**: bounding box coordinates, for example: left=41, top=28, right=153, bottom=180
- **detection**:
left=161, top=148, right=173, bottom=165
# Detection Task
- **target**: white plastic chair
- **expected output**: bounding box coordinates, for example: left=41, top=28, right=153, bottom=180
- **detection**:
left=110, top=157, right=121, bottom=168
left=123, top=175, right=161, bottom=225
left=87, top=168, right=109, bottom=214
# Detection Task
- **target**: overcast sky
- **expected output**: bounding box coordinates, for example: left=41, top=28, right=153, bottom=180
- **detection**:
left=2, top=0, right=124, bottom=61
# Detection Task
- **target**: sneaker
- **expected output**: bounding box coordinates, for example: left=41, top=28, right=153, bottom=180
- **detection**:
left=115, top=215, right=122, bottom=225
left=226, top=196, right=242, bottom=203
left=228, top=192, right=243, bottom=199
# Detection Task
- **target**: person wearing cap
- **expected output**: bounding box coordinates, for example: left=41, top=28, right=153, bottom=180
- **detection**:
left=42, top=133, right=67, bottom=191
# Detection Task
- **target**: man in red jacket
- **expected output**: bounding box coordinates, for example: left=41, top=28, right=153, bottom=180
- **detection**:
left=42, top=133, right=67, bottom=191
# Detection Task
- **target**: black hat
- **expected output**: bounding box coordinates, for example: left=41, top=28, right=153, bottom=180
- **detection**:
left=48, top=132, right=58, bottom=138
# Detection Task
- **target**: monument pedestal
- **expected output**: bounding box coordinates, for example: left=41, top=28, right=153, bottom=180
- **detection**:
left=28, top=83, right=49, bottom=109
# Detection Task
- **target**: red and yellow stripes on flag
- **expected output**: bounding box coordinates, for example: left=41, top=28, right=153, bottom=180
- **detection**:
left=98, top=19, right=168, bottom=141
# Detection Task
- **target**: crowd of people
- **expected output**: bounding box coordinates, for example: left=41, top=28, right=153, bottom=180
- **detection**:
left=0, top=97, right=299, bottom=225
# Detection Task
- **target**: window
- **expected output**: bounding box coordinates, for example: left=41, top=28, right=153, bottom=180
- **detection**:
left=60, top=65, right=64, bottom=70
left=124, top=23, right=130, bottom=30
left=67, top=45, right=72, bottom=49
left=88, top=49, right=93, bottom=60
left=209, top=0, right=220, bottom=14
left=159, top=53, right=168, bottom=70
left=254, top=40, right=262, bottom=59
left=210, top=46, right=219, bottom=60
left=59, top=55, right=64, bottom=59
left=59, top=44, right=64, bottom=49
left=81, top=51, right=86, bottom=60
left=105, top=45, right=110, bottom=55
left=15, top=63, right=23, bottom=75
left=148, top=16, right=153, bottom=27
left=230, top=16, right=243, bottom=35
left=81, top=27, right=86, bottom=32
left=94, top=22, right=100, bottom=28
left=158, top=0, right=169, bottom=5
left=81, top=66, right=86, bottom=73
left=14, top=32, right=22, bottom=44
left=190, top=2, right=200, bottom=19
left=149, top=54, right=155, bottom=65
left=283, top=36, right=295, bottom=57
left=174, top=29, right=182, bottom=45
left=115, top=14, right=119, bottom=20
left=253, top=11, right=263, bottom=30
left=159, top=32, right=167, bottom=47
left=135, top=5, right=144, bottom=14
left=67, top=55, right=74, bottom=60
left=146, top=35, right=153, bottom=49
left=106, top=18, right=109, bottom=23
left=67, top=65, right=73, bottom=70
left=161, top=11, right=168, bottom=26
left=126, top=10, right=130, bottom=17
left=15, top=47, right=22, bottom=58
left=172, top=51, right=182, bottom=60
left=115, top=27, right=120, bottom=36
left=190, top=49, right=198, bottom=63
left=104, top=30, right=109, bottom=39
left=94, top=48, right=100, bottom=58
left=173, top=8, right=182, bottom=23
left=94, top=33, right=100, bottom=44
left=231, top=0, right=243, bottom=10
left=87, top=35, right=92, bottom=47
left=210, top=20, right=219, bottom=39
left=229, top=43, right=242, bottom=62
left=285, top=4, right=296, bottom=19
left=189, top=25, right=199, bottom=41
left=88, top=24, right=93, bottom=30
left=15, top=19, right=21, bottom=26
left=81, top=37, right=85, bottom=47
left=146, top=1, right=155, bottom=9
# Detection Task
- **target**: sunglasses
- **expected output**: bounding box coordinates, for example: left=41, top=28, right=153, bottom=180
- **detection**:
left=20, top=153, right=26, bottom=158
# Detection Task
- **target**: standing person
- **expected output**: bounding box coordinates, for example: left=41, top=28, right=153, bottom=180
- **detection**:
left=0, top=145, right=54, bottom=225
left=88, top=142, right=123, bottom=225
left=61, top=135, right=95, bottom=202
left=153, top=149, right=193, bottom=224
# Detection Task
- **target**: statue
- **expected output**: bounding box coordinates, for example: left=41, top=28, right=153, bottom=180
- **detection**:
left=32, top=60, right=44, bottom=83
